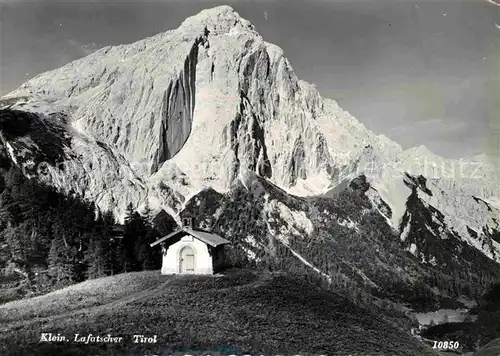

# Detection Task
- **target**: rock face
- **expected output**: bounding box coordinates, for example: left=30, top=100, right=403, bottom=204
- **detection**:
left=1, top=5, right=499, bottom=264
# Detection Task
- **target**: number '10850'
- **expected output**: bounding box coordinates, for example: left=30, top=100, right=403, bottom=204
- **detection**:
left=433, top=341, right=459, bottom=350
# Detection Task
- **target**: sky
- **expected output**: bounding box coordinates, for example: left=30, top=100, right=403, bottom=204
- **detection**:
left=0, top=0, right=499, bottom=159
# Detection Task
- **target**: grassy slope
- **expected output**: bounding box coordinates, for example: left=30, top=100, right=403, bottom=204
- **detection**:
left=475, top=338, right=500, bottom=356
left=0, top=271, right=168, bottom=323
left=0, top=269, right=440, bottom=356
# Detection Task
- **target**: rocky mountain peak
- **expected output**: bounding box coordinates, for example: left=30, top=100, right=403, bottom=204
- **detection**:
left=178, top=5, right=258, bottom=36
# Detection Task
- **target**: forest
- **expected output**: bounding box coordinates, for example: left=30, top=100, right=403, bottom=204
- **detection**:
left=0, top=160, right=175, bottom=302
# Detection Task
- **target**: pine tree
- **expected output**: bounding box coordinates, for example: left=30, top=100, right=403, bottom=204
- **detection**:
left=48, top=237, right=74, bottom=287
left=132, top=212, right=153, bottom=270
left=122, top=207, right=143, bottom=272
left=85, top=236, right=108, bottom=279
left=142, top=200, right=154, bottom=225
left=4, top=224, right=25, bottom=264
left=137, top=229, right=156, bottom=271
left=98, top=210, right=116, bottom=274
left=102, top=210, right=116, bottom=229
left=82, top=201, right=97, bottom=233
left=125, top=203, right=135, bottom=224
left=112, top=237, right=125, bottom=274
left=24, top=222, right=45, bottom=265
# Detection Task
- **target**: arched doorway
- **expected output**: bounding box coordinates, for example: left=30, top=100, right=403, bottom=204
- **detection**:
left=179, top=245, right=195, bottom=273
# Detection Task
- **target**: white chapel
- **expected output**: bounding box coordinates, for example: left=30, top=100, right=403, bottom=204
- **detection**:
left=150, top=215, right=231, bottom=275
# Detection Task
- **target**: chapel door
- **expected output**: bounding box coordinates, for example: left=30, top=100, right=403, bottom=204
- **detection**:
left=180, top=246, right=195, bottom=273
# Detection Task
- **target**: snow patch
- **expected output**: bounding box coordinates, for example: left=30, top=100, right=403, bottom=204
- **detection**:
left=365, top=188, right=393, bottom=227
left=372, top=177, right=411, bottom=228
left=71, top=118, right=88, bottom=136
left=400, top=215, right=411, bottom=242
left=289, top=170, right=332, bottom=196
left=5, top=142, right=18, bottom=165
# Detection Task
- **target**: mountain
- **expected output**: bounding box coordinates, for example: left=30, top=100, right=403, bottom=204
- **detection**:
left=1, top=5, right=499, bottom=307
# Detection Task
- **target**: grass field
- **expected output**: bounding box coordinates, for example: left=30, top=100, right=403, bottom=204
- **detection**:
left=0, top=269, right=440, bottom=356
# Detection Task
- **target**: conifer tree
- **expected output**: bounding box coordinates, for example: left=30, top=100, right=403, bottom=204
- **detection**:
left=48, top=236, right=76, bottom=287
left=4, top=224, right=25, bottom=264
left=142, top=200, right=154, bottom=225
left=98, top=210, right=116, bottom=274
left=85, top=235, right=108, bottom=279
left=137, top=229, right=157, bottom=271
left=122, top=206, right=143, bottom=272
left=112, top=237, right=125, bottom=274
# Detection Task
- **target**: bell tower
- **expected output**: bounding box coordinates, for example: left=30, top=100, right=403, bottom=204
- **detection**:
left=182, top=213, right=194, bottom=228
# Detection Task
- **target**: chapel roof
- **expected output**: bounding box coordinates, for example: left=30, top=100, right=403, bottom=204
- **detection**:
left=150, top=227, right=231, bottom=248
